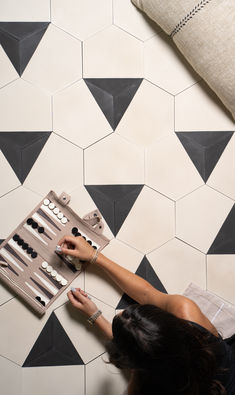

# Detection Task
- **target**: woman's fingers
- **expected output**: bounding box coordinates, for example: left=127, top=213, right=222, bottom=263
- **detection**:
left=61, top=247, right=78, bottom=256
left=58, top=235, right=77, bottom=247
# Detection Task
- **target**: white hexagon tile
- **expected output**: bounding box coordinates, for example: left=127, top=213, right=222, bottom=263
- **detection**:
left=0, top=1, right=235, bottom=395
left=22, top=24, right=82, bottom=94
left=53, top=80, right=112, bottom=148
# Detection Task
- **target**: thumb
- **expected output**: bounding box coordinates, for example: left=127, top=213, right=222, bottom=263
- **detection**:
left=61, top=247, right=78, bottom=256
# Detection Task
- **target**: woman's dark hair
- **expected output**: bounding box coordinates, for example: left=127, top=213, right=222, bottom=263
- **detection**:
left=106, top=304, right=226, bottom=395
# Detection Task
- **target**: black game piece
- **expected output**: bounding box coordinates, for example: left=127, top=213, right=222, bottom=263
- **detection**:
left=13, top=234, right=19, bottom=242
left=22, top=242, right=29, bottom=250
left=32, top=221, right=38, bottom=229
left=27, top=247, right=33, bottom=254
left=38, top=227, right=44, bottom=234
left=31, top=251, right=37, bottom=259
left=72, top=227, right=78, bottom=235
left=27, top=218, right=33, bottom=225
left=18, top=238, right=23, bottom=246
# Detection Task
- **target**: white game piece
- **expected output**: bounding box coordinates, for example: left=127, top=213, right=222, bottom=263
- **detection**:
left=56, top=274, right=62, bottom=282
left=57, top=212, right=63, bottom=219
left=49, top=202, right=55, bottom=210
left=41, top=261, right=48, bottom=269
left=43, top=199, right=50, bottom=206
left=51, top=270, right=57, bottom=277
left=66, top=255, right=73, bottom=262
left=46, top=265, right=53, bottom=273
left=61, top=217, right=68, bottom=224
left=75, top=263, right=82, bottom=271
left=53, top=207, right=59, bottom=215
left=55, top=245, right=62, bottom=253
left=61, top=278, right=68, bottom=286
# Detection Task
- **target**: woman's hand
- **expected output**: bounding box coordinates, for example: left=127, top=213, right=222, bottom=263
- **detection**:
left=67, top=288, right=98, bottom=317
left=58, top=235, right=94, bottom=262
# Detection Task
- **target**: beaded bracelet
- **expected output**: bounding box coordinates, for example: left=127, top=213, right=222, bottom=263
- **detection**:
left=90, top=249, right=99, bottom=264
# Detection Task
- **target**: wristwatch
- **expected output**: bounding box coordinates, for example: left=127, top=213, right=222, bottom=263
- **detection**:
left=87, top=309, right=102, bottom=325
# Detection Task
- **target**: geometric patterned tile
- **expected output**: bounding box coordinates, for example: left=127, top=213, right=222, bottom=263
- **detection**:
left=176, top=131, right=234, bottom=182
left=0, top=283, right=14, bottom=306
left=84, top=134, right=144, bottom=185
left=116, top=80, right=174, bottom=147
left=207, top=133, right=235, bottom=200
left=176, top=185, right=234, bottom=253
left=0, top=79, right=51, bottom=131
left=69, top=186, right=114, bottom=241
left=0, top=150, right=20, bottom=197
left=207, top=205, right=235, bottom=254
left=0, top=22, right=50, bottom=76
left=146, top=133, right=203, bottom=200
left=23, top=133, right=83, bottom=195
left=175, top=81, right=235, bottom=131
left=144, top=32, right=200, bottom=95
left=53, top=80, right=112, bottom=148
left=113, top=0, right=158, bottom=41
left=85, top=239, right=143, bottom=309
left=51, top=0, right=112, bottom=41
left=0, top=131, right=51, bottom=183
left=85, top=184, right=144, bottom=236
left=84, top=78, right=143, bottom=130
left=86, top=353, right=128, bottom=395
left=147, top=238, right=206, bottom=294
left=22, top=365, right=84, bottom=395
left=83, top=26, right=143, bottom=78
left=0, top=355, right=22, bottom=395
left=23, top=312, right=84, bottom=367
left=116, top=256, right=167, bottom=310
left=0, top=186, right=40, bottom=238
left=207, top=255, right=235, bottom=306
left=0, top=0, right=50, bottom=21
left=0, top=45, right=18, bottom=88
left=117, top=186, right=175, bottom=254
left=55, top=298, right=116, bottom=364
left=23, top=24, right=82, bottom=93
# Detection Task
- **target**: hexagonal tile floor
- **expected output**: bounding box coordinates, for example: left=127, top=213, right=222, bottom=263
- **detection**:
left=0, top=1, right=235, bottom=395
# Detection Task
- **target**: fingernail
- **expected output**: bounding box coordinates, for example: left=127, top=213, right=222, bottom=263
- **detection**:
left=71, top=287, right=76, bottom=293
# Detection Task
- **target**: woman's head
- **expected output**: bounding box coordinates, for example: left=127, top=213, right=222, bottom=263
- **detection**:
left=106, top=304, right=226, bottom=395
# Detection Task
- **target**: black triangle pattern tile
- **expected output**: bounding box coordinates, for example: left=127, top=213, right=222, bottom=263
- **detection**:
left=116, top=256, right=167, bottom=310
left=0, top=132, right=51, bottom=183
left=84, top=78, right=143, bottom=130
left=0, top=22, right=50, bottom=76
left=176, top=132, right=233, bottom=182
left=85, top=184, right=144, bottom=236
left=23, top=312, right=84, bottom=367
left=208, top=204, right=235, bottom=254
left=0, top=240, right=4, bottom=245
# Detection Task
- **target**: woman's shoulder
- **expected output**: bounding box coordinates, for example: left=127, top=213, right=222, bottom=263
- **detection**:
left=166, top=295, right=220, bottom=338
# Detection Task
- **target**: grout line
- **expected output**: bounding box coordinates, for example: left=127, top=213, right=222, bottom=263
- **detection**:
left=0, top=77, right=19, bottom=91
left=144, top=78, right=175, bottom=97
left=206, top=184, right=235, bottom=204
left=52, top=130, right=83, bottom=150
left=0, top=353, right=22, bottom=367
left=83, top=149, right=85, bottom=186
left=145, top=184, right=175, bottom=203
left=0, top=185, right=22, bottom=200
left=174, top=79, right=202, bottom=97
left=49, top=0, right=52, bottom=21
left=0, top=296, right=15, bottom=308
left=84, top=130, right=114, bottom=150
left=81, top=40, right=84, bottom=78
left=84, top=364, right=86, bottom=395
left=173, top=95, right=176, bottom=132
left=112, top=0, right=114, bottom=24
left=113, top=23, right=145, bottom=44
left=175, top=236, right=206, bottom=255
left=51, top=95, right=53, bottom=131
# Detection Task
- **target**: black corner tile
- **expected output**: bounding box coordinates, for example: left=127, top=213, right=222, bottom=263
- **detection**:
left=176, top=131, right=233, bottom=182
left=0, top=132, right=51, bottom=183
left=0, top=22, right=50, bottom=75
left=84, top=78, right=143, bottom=130
left=23, top=312, right=84, bottom=367
left=85, top=184, right=144, bottom=236
left=116, top=256, right=167, bottom=310
left=208, top=204, right=235, bottom=254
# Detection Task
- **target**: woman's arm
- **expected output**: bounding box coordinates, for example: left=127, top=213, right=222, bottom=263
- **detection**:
left=67, top=287, right=113, bottom=339
left=60, top=236, right=218, bottom=336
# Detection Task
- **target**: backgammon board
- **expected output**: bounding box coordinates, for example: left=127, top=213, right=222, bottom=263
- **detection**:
left=0, top=191, right=109, bottom=315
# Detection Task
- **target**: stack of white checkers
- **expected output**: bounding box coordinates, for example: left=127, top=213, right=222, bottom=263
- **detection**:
left=0, top=191, right=109, bottom=315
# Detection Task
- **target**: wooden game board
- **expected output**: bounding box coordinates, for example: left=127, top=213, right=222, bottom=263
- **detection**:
left=0, top=191, right=109, bottom=315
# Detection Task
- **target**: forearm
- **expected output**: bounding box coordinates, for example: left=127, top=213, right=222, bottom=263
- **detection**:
left=95, top=253, right=167, bottom=309
left=94, top=314, right=113, bottom=339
